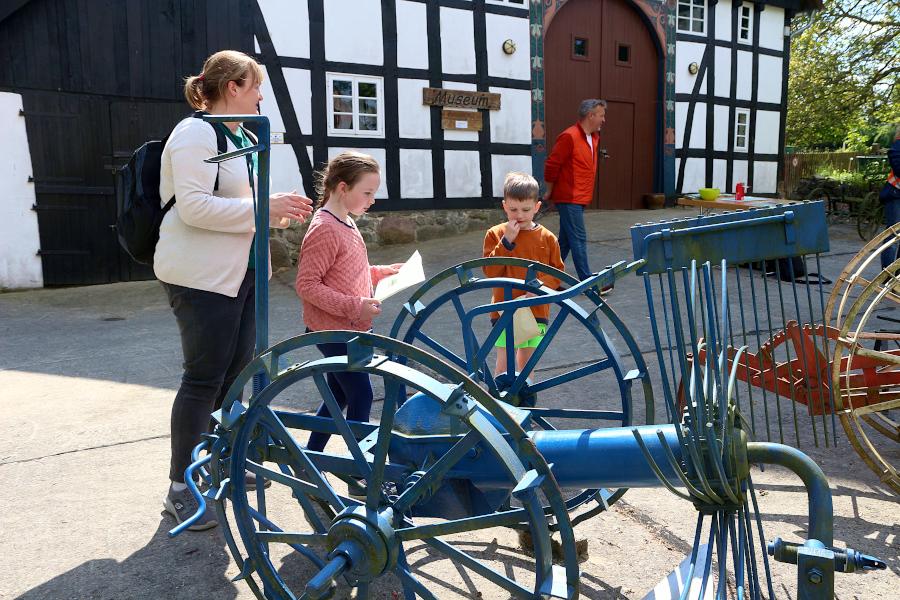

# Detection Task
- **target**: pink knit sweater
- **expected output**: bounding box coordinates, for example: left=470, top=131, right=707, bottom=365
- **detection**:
left=295, top=209, right=392, bottom=331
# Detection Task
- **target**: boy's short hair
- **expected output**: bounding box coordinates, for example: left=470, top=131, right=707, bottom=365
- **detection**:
left=503, top=171, right=539, bottom=201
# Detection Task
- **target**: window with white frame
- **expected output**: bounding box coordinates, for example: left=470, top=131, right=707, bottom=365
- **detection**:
left=739, top=4, right=753, bottom=42
left=677, top=0, right=706, bottom=34
left=327, top=73, right=384, bottom=136
left=734, top=109, right=750, bottom=151
left=487, top=0, right=526, bottom=6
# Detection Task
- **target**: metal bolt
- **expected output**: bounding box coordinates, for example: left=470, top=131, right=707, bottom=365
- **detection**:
left=807, top=569, right=823, bottom=584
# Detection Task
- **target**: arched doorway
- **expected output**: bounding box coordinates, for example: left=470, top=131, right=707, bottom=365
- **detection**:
left=544, top=0, right=660, bottom=210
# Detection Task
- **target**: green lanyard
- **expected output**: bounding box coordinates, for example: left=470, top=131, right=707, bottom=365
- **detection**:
left=217, top=124, right=259, bottom=270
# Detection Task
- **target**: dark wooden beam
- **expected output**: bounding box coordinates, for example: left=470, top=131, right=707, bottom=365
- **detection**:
left=0, top=0, right=35, bottom=25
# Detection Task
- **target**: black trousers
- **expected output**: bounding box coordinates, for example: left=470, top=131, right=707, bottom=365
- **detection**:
left=162, top=271, right=256, bottom=482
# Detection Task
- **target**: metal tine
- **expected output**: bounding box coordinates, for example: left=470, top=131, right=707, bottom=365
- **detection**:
left=682, top=264, right=711, bottom=434
left=786, top=258, right=822, bottom=447
left=655, top=429, right=714, bottom=504
left=814, top=253, right=840, bottom=442
left=643, top=272, right=679, bottom=421
left=715, top=511, right=728, bottom=600
left=667, top=267, right=703, bottom=446
left=760, top=263, right=786, bottom=444
left=679, top=513, right=707, bottom=600
left=772, top=260, right=804, bottom=447
left=718, top=261, right=731, bottom=441
left=801, top=253, right=832, bottom=446
left=659, top=271, right=681, bottom=423
left=748, top=477, right=776, bottom=599
left=733, top=267, right=759, bottom=439
left=728, top=511, right=745, bottom=600
left=739, top=481, right=761, bottom=600
left=746, top=263, right=774, bottom=442
left=696, top=514, right=717, bottom=600
left=631, top=430, right=693, bottom=502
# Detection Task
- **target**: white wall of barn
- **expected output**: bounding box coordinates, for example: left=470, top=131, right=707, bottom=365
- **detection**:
left=0, top=93, right=43, bottom=289
left=675, top=4, right=787, bottom=194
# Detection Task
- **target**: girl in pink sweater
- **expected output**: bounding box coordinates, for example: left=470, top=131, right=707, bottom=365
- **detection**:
left=295, top=151, right=401, bottom=454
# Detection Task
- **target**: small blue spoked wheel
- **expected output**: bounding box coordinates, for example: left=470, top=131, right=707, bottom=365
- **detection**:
left=389, top=258, right=654, bottom=527
left=204, top=332, right=580, bottom=599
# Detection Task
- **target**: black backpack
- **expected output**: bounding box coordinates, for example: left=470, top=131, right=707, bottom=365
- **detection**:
left=116, top=111, right=227, bottom=265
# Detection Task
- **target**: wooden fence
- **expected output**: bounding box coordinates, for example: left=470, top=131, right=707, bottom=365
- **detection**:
left=782, top=151, right=857, bottom=196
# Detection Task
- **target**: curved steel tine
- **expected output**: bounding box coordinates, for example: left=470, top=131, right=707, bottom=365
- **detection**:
left=632, top=429, right=693, bottom=501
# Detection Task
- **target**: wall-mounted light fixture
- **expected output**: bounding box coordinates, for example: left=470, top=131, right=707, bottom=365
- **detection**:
left=688, top=62, right=699, bottom=75
left=502, top=39, right=517, bottom=55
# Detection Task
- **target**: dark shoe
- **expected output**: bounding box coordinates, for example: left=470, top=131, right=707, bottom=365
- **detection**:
left=599, top=284, right=614, bottom=296
left=346, top=477, right=367, bottom=501
left=164, top=486, right=217, bottom=531
left=244, top=469, right=272, bottom=491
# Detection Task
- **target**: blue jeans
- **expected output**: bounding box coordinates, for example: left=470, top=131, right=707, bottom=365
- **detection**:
left=557, top=203, right=592, bottom=280
left=881, top=196, right=900, bottom=269
left=306, top=337, right=374, bottom=452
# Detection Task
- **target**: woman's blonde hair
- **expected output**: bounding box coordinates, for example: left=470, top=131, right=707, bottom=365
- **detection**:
left=314, top=151, right=381, bottom=208
left=184, top=50, right=265, bottom=110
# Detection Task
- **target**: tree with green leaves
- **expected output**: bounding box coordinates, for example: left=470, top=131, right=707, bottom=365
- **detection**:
left=786, top=0, right=899, bottom=151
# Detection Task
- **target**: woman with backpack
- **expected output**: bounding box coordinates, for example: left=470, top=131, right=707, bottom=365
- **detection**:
left=156, top=50, right=313, bottom=531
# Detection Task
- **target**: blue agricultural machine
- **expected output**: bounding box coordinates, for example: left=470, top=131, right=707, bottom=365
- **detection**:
left=170, top=115, right=885, bottom=599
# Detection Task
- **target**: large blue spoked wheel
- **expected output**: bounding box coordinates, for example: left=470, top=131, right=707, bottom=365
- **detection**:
left=202, top=332, right=580, bottom=599
left=389, top=258, right=654, bottom=527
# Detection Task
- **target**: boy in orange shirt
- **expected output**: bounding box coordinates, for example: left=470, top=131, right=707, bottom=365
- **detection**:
left=483, top=172, right=565, bottom=376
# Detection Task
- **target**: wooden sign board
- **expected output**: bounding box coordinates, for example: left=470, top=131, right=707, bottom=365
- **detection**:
left=423, top=87, right=501, bottom=110
left=441, top=109, right=483, bottom=132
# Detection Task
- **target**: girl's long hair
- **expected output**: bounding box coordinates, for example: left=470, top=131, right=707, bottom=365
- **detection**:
left=314, top=151, right=381, bottom=209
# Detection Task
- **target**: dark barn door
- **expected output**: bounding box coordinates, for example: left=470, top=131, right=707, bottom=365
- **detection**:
left=544, top=0, right=659, bottom=209
left=24, top=91, right=191, bottom=285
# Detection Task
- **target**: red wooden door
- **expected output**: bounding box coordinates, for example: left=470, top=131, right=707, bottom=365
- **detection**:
left=544, top=0, right=658, bottom=209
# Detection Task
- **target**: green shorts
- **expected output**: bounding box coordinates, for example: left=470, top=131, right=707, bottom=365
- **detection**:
left=494, top=323, right=548, bottom=349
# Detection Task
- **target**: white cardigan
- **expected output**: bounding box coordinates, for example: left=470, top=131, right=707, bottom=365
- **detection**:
left=155, top=116, right=282, bottom=297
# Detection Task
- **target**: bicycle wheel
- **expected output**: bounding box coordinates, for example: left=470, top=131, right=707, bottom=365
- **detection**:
left=856, top=191, right=884, bottom=242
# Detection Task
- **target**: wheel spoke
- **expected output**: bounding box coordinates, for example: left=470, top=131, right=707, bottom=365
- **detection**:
left=366, top=378, right=402, bottom=509
left=507, top=310, right=569, bottom=397
left=395, top=508, right=527, bottom=540
left=311, top=372, right=373, bottom=480
left=245, top=460, right=329, bottom=500
left=259, top=408, right=346, bottom=510
left=255, top=530, right=326, bottom=544
left=420, top=535, right=534, bottom=599
left=393, top=431, right=480, bottom=514
left=413, top=330, right=468, bottom=371
left=528, top=358, right=613, bottom=394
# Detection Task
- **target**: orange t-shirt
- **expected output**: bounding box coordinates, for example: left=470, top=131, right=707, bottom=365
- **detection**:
left=482, top=223, right=565, bottom=323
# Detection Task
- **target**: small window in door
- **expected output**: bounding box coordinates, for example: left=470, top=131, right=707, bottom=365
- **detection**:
left=616, top=43, right=631, bottom=66
left=572, top=36, right=589, bottom=61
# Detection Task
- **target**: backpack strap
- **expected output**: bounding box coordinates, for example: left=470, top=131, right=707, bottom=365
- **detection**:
left=191, top=110, right=227, bottom=191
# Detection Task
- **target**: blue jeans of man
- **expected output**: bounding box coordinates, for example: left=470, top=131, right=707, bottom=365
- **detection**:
left=556, top=202, right=592, bottom=280
left=306, top=337, right=374, bottom=452
left=881, top=196, right=900, bottom=269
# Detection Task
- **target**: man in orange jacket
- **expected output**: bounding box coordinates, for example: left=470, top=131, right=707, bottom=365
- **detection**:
left=543, top=99, right=607, bottom=286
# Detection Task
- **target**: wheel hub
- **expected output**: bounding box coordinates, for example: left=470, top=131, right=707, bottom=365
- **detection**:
left=326, top=505, right=398, bottom=583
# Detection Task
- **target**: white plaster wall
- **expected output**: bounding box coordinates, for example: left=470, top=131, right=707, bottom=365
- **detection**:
left=732, top=159, right=749, bottom=188
left=758, top=7, right=785, bottom=51
left=283, top=68, right=312, bottom=135
left=754, top=110, right=781, bottom=154
left=715, top=0, right=732, bottom=42
left=270, top=145, right=313, bottom=198
left=736, top=51, right=752, bottom=100
left=400, top=149, right=434, bottom=198
left=258, top=0, right=309, bottom=58
left=712, top=159, right=727, bottom=190
left=491, top=155, right=533, bottom=197
left=397, top=1, right=429, bottom=70
left=441, top=8, right=476, bottom=75
left=713, top=105, right=729, bottom=151
left=489, top=86, right=530, bottom=145
left=442, top=81, right=479, bottom=142
left=675, top=102, right=706, bottom=148
left=259, top=66, right=286, bottom=134
left=0, top=93, right=42, bottom=289
left=757, top=55, right=782, bottom=104
left=324, top=0, right=383, bottom=65
left=485, top=13, right=530, bottom=80
left=753, top=161, right=778, bottom=193
left=675, top=42, right=707, bottom=94
left=445, top=151, right=482, bottom=197
left=714, top=47, right=731, bottom=98
left=397, top=79, right=432, bottom=139
left=328, top=147, right=389, bottom=199
left=680, top=157, right=706, bottom=193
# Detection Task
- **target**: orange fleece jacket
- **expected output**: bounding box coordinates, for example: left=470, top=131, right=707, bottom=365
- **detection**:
left=482, top=223, right=565, bottom=323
